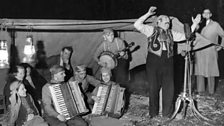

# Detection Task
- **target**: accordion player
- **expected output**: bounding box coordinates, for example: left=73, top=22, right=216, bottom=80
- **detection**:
left=49, top=81, right=89, bottom=120
left=91, top=84, right=126, bottom=118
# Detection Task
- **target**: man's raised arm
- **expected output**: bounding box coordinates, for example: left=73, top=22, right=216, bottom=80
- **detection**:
left=134, top=6, right=157, bottom=37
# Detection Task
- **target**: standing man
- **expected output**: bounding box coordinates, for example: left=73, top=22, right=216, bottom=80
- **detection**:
left=94, top=28, right=129, bottom=84
left=195, top=9, right=224, bottom=95
left=42, top=65, right=88, bottom=126
left=134, top=6, right=201, bottom=118
left=47, top=46, right=74, bottom=82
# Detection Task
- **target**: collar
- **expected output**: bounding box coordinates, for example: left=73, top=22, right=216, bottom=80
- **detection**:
left=50, top=80, right=63, bottom=84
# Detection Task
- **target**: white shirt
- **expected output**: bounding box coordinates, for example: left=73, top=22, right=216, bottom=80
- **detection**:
left=206, top=20, right=210, bottom=26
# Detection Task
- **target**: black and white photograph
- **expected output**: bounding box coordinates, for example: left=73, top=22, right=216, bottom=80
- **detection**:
left=0, top=0, right=224, bottom=125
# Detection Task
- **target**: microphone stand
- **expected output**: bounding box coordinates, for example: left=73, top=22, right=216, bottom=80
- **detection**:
left=164, top=36, right=212, bottom=124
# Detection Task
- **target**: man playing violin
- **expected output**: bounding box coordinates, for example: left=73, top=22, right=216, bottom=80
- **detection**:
left=94, top=28, right=129, bottom=84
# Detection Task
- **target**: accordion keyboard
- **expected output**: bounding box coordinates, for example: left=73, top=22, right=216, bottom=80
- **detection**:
left=49, top=84, right=70, bottom=120
left=49, top=82, right=89, bottom=120
left=92, top=85, right=108, bottom=115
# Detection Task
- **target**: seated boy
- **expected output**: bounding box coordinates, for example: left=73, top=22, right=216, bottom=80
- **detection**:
left=69, top=65, right=101, bottom=108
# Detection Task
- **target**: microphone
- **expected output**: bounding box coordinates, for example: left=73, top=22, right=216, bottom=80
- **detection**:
left=184, top=23, right=196, bottom=41
left=184, top=23, right=191, bottom=40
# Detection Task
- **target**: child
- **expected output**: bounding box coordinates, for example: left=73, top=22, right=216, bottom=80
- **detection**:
left=69, top=65, right=101, bottom=108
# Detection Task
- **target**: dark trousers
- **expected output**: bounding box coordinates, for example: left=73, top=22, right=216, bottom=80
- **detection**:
left=112, top=58, right=129, bottom=85
left=218, top=49, right=224, bottom=79
left=146, top=51, right=174, bottom=118
left=44, top=116, right=88, bottom=126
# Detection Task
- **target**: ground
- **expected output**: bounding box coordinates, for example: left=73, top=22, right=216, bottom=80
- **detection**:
left=1, top=82, right=224, bottom=126
left=1, top=69, right=224, bottom=126
left=119, top=79, right=224, bottom=126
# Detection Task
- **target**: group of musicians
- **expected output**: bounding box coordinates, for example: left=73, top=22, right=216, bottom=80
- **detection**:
left=42, top=28, right=129, bottom=126
left=42, top=41, right=127, bottom=125
left=4, top=5, right=224, bottom=126
left=5, top=27, right=128, bottom=125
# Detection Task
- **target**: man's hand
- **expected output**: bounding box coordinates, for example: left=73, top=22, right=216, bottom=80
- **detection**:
left=148, top=6, right=157, bottom=15
left=216, top=46, right=223, bottom=51
left=180, top=51, right=187, bottom=57
left=92, top=96, right=101, bottom=102
left=192, top=14, right=201, bottom=25
left=118, top=51, right=125, bottom=57
left=27, top=114, right=34, bottom=121
left=57, top=114, right=66, bottom=122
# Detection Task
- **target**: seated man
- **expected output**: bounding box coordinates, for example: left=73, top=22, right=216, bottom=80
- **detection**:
left=47, top=46, right=74, bottom=82
left=42, top=65, right=88, bottom=126
left=69, top=65, right=101, bottom=107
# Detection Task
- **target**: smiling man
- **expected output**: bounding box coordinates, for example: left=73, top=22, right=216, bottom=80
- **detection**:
left=134, top=6, right=201, bottom=119
left=195, top=8, right=224, bottom=95
left=42, top=65, right=88, bottom=126
left=94, top=28, right=129, bottom=84
left=47, top=46, right=74, bottom=82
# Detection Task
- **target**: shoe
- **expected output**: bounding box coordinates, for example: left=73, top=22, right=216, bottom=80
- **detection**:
left=149, top=115, right=157, bottom=119
left=148, top=113, right=158, bottom=119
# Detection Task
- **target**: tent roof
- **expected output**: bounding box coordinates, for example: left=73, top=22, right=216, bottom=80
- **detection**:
left=0, top=16, right=184, bottom=32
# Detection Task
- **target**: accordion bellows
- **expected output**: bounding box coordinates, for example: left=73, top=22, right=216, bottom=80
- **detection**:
left=49, top=81, right=89, bottom=120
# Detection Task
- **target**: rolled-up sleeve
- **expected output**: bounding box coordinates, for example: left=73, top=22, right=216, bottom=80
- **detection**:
left=42, top=84, right=59, bottom=118
left=134, top=14, right=154, bottom=37
left=94, top=43, right=104, bottom=62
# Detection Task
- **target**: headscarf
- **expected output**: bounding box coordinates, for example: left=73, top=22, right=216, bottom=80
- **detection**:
left=7, top=81, right=22, bottom=126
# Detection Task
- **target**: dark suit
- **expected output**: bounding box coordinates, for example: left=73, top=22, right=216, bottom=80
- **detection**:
left=47, top=54, right=74, bottom=82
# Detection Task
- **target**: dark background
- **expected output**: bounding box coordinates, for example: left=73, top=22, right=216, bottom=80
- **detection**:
left=0, top=0, right=220, bottom=23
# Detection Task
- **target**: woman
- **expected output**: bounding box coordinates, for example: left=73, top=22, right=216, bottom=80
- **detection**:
left=90, top=67, right=130, bottom=126
left=20, top=63, right=47, bottom=114
left=3, top=64, right=25, bottom=110
left=7, top=81, right=48, bottom=126
left=91, top=67, right=119, bottom=104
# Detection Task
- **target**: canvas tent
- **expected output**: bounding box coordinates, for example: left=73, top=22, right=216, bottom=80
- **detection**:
left=0, top=16, right=186, bottom=93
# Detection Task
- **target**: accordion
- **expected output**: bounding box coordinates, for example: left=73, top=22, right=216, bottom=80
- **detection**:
left=92, top=84, right=125, bottom=118
left=49, top=81, right=89, bottom=120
